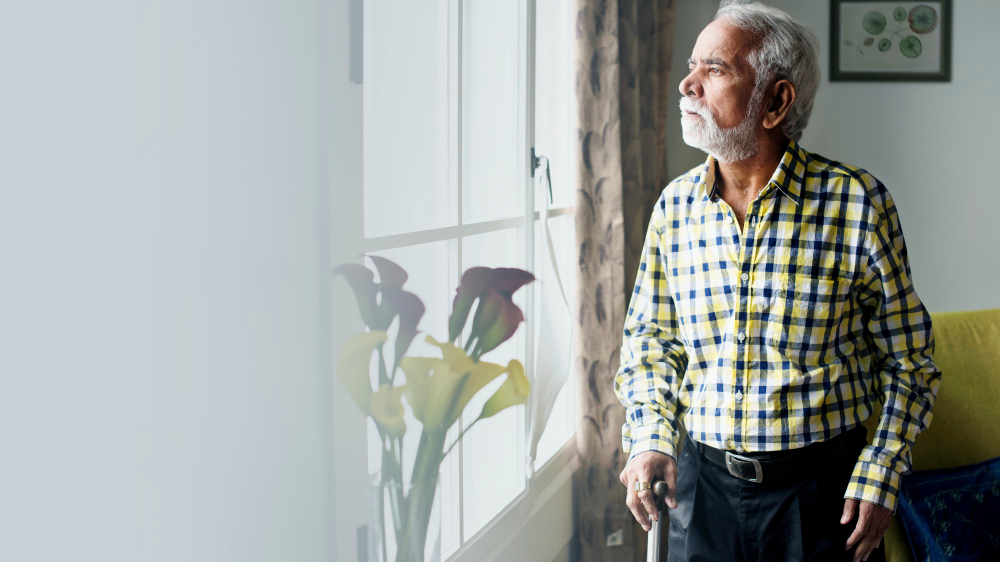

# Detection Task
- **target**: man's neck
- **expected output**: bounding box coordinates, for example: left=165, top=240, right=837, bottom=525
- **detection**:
left=715, top=135, right=788, bottom=202
left=713, top=134, right=789, bottom=229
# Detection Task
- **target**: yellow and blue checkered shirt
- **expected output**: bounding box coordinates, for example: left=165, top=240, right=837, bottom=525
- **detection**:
left=614, top=139, right=941, bottom=513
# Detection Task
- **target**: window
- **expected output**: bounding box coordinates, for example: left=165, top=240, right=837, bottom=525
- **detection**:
left=359, top=0, right=577, bottom=559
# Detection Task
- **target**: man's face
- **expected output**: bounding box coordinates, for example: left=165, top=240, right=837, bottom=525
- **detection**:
left=678, top=19, right=765, bottom=163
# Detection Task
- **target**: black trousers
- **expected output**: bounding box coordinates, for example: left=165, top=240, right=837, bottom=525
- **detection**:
left=666, top=427, right=887, bottom=562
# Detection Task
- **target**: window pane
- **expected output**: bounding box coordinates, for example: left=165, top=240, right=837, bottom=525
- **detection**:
left=363, top=0, right=456, bottom=237
left=531, top=213, right=577, bottom=470
left=532, top=367, right=574, bottom=470
left=534, top=0, right=575, bottom=212
left=462, top=0, right=522, bottom=224
left=460, top=227, right=527, bottom=537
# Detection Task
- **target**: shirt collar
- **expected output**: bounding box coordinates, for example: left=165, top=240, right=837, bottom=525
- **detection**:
left=697, top=138, right=807, bottom=207
left=767, top=138, right=807, bottom=206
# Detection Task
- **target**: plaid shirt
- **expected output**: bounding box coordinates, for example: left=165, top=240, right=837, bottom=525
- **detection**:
left=614, top=138, right=941, bottom=513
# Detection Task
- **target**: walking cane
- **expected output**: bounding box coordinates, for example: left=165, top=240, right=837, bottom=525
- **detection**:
left=646, top=479, right=670, bottom=562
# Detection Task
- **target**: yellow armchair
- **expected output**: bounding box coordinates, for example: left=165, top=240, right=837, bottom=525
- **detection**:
left=863, top=308, right=1000, bottom=562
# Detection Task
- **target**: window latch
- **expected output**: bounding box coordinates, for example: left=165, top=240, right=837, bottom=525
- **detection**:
left=531, top=147, right=553, bottom=204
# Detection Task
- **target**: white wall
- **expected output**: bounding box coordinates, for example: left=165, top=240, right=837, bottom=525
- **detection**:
left=668, top=0, right=1000, bottom=313
left=0, top=2, right=339, bottom=560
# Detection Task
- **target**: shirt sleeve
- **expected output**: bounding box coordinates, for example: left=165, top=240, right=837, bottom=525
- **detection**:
left=845, top=176, right=942, bottom=514
left=613, top=195, right=689, bottom=465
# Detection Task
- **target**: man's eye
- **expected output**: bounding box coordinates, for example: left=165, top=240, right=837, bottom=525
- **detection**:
left=709, top=67, right=721, bottom=75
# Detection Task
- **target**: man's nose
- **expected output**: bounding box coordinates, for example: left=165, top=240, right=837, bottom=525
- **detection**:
left=678, top=70, right=701, bottom=98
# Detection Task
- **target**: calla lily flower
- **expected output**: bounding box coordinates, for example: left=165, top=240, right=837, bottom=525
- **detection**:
left=448, top=268, right=494, bottom=342
left=478, top=359, right=530, bottom=420
left=334, top=256, right=425, bottom=332
left=336, top=330, right=387, bottom=414
left=370, top=384, right=407, bottom=437
left=337, top=330, right=409, bottom=437
left=448, top=267, right=535, bottom=358
left=399, top=335, right=508, bottom=431
left=334, top=257, right=426, bottom=377
left=380, top=286, right=425, bottom=378
left=470, top=290, right=525, bottom=359
left=368, top=255, right=408, bottom=289
left=332, top=263, right=379, bottom=329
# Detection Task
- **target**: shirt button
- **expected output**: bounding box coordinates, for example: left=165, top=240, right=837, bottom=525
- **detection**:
left=751, top=216, right=757, bottom=226
left=736, top=445, right=745, bottom=453
left=726, top=215, right=734, bottom=224
left=736, top=390, right=743, bottom=402
left=740, top=272, right=749, bottom=283
left=737, top=332, right=746, bottom=343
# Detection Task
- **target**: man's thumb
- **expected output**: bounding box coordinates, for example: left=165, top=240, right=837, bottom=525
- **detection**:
left=841, top=499, right=857, bottom=525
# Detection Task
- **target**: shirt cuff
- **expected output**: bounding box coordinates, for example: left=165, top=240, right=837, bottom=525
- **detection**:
left=843, top=459, right=902, bottom=514
left=623, top=422, right=677, bottom=465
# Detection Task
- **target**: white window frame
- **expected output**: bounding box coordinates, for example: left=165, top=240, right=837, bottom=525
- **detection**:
left=336, top=0, right=579, bottom=559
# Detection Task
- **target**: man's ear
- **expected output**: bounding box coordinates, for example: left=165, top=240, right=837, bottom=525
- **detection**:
left=762, top=79, right=796, bottom=131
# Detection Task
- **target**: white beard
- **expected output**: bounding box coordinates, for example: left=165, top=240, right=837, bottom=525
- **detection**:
left=679, top=91, right=765, bottom=164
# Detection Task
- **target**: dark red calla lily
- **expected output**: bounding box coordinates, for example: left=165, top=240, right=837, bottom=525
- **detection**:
left=449, top=267, right=535, bottom=359
left=332, top=262, right=378, bottom=328
left=448, top=267, right=495, bottom=343
left=471, top=289, right=526, bottom=359
left=334, top=256, right=426, bottom=375
left=380, top=286, right=425, bottom=376
left=369, top=255, right=408, bottom=290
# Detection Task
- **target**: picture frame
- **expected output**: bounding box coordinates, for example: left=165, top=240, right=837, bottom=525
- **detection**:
left=830, top=0, right=952, bottom=82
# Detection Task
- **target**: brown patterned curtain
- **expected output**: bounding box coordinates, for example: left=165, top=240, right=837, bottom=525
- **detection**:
left=572, top=0, right=676, bottom=560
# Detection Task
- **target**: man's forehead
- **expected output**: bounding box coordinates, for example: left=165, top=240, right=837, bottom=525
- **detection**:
left=689, top=20, right=758, bottom=67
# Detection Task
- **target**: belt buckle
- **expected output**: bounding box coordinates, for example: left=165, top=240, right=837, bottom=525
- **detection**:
left=725, top=452, right=763, bottom=483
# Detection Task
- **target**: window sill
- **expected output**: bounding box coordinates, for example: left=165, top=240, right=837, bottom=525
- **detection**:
left=446, top=435, right=579, bottom=562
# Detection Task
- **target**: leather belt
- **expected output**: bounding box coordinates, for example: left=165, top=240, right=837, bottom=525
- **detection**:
left=694, top=426, right=865, bottom=484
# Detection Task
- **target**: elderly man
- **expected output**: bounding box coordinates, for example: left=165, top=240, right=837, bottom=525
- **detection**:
left=614, top=2, right=941, bottom=561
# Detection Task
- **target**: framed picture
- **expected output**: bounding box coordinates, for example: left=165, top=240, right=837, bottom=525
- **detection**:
left=830, top=1, right=952, bottom=81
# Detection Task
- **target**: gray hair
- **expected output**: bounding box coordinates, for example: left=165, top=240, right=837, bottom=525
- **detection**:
left=715, top=1, right=820, bottom=141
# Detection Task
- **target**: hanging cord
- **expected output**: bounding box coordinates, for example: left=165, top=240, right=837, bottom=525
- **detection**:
left=533, top=153, right=569, bottom=310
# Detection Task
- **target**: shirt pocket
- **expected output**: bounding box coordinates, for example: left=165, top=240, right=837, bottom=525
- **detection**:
left=762, top=274, right=848, bottom=366
left=675, top=282, right=730, bottom=353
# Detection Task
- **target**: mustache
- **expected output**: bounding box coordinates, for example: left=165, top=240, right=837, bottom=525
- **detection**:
left=679, top=98, right=710, bottom=118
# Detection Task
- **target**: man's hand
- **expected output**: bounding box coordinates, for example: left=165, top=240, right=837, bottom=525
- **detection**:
left=619, top=451, right=678, bottom=532
left=841, top=498, right=892, bottom=562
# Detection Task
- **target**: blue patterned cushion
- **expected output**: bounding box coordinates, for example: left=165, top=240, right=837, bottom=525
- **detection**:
left=897, top=456, right=1000, bottom=561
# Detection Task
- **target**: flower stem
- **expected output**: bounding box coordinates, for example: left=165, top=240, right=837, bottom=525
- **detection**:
left=378, top=482, right=388, bottom=562
left=377, top=343, right=389, bottom=387
left=395, top=430, right=446, bottom=562
left=442, top=418, right=480, bottom=459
